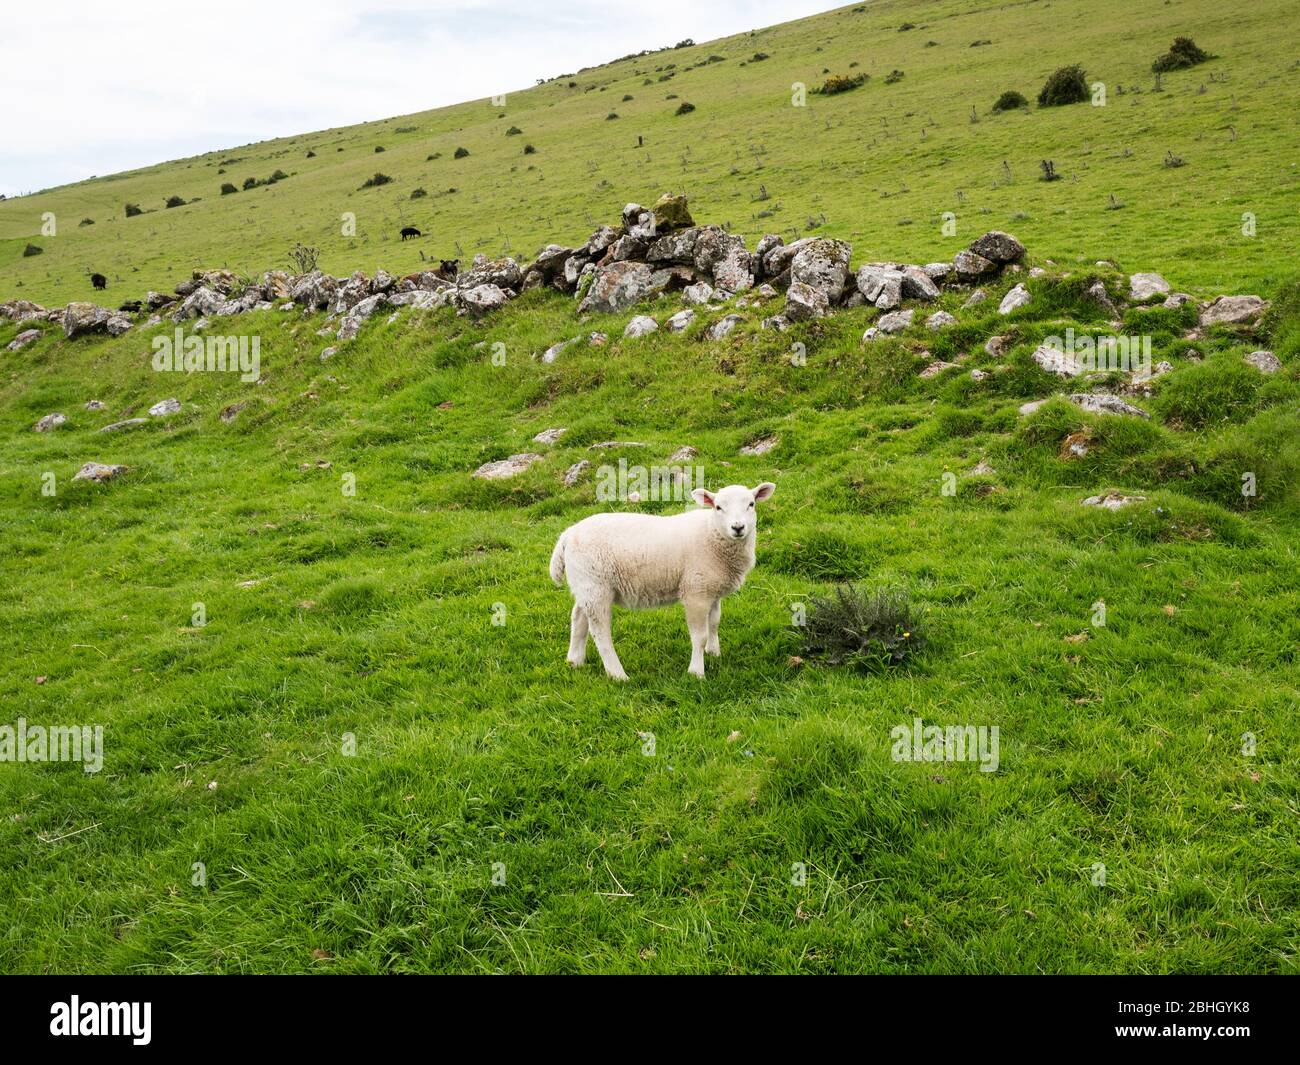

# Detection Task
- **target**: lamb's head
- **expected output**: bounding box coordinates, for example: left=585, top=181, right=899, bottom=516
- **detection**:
left=692, top=482, right=776, bottom=542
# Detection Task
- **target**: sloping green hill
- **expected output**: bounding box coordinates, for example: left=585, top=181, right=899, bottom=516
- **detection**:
left=3, top=0, right=1299, bottom=305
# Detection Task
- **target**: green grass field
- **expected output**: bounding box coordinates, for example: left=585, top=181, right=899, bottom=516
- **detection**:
left=2, top=0, right=1298, bottom=974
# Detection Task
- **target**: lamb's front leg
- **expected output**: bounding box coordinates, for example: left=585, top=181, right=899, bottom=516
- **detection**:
left=684, top=597, right=712, bottom=678
left=706, top=598, right=722, bottom=657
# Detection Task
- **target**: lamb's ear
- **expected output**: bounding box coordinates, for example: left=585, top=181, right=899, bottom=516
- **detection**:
left=691, top=487, right=716, bottom=508
left=753, top=482, right=776, bottom=502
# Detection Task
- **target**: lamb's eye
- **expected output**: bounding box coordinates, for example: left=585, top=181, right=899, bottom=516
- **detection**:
left=715, top=505, right=721, bottom=510
left=749, top=502, right=755, bottom=508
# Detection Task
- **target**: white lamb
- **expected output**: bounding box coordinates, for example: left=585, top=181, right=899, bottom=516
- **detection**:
left=549, top=482, right=776, bottom=680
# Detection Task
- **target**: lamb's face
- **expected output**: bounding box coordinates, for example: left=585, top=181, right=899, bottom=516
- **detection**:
left=693, top=483, right=776, bottom=541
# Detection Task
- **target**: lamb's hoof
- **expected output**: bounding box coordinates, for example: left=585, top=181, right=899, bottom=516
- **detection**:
left=705, top=644, right=721, bottom=657
left=606, top=669, right=629, bottom=682
left=688, top=667, right=706, bottom=679
left=567, top=657, right=585, bottom=668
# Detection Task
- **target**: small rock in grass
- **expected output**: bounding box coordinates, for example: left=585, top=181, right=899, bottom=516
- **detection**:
left=73, top=462, right=127, bottom=482
left=33, top=412, right=67, bottom=432
left=473, top=453, right=543, bottom=479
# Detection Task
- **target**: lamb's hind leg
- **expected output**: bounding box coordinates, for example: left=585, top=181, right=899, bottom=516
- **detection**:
left=567, top=603, right=589, bottom=667
left=706, top=598, right=722, bottom=657
left=583, top=598, right=628, bottom=682
left=684, top=597, right=712, bottom=678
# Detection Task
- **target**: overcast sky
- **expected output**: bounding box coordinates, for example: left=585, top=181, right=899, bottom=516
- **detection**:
left=1, top=0, right=838, bottom=198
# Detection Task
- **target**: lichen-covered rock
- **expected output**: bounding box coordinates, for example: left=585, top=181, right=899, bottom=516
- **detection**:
left=1129, top=273, right=1171, bottom=301
left=1070, top=393, right=1149, bottom=418
left=457, top=284, right=509, bottom=317
left=578, top=261, right=656, bottom=314
left=646, top=228, right=702, bottom=264
left=666, top=309, right=696, bottom=333
left=789, top=238, right=852, bottom=305
left=73, top=462, right=127, bottom=483
left=682, top=282, right=715, bottom=306
left=1031, top=344, right=1084, bottom=376
left=999, top=283, right=1032, bottom=315
left=651, top=192, right=695, bottom=232
left=148, top=398, right=181, bottom=417
left=1199, top=295, right=1267, bottom=327
left=33, top=412, right=67, bottom=432
left=63, top=302, right=115, bottom=337
left=624, top=315, right=659, bottom=338
left=855, top=265, right=905, bottom=310
left=926, top=311, right=958, bottom=330
left=968, top=231, right=1025, bottom=264
left=7, top=328, right=41, bottom=351
left=474, top=453, right=543, bottom=480
left=622, top=203, right=656, bottom=242
left=1244, top=350, right=1281, bottom=374
left=705, top=314, right=744, bottom=340
left=876, top=308, right=914, bottom=334
left=784, top=281, right=829, bottom=321
left=952, top=249, right=997, bottom=281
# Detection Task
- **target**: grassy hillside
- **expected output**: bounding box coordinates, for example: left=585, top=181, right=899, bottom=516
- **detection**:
left=3, top=0, right=1299, bottom=305
left=2, top=0, right=1299, bottom=975
left=2, top=257, right=1298, bottom=972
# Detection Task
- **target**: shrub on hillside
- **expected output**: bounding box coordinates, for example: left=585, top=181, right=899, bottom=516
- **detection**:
left=1038, top=64, right=1089, bottom=106
left=410, top=187, right=427, bottom=199
left=22, top=243, right=42, bottom=257
left=801, top=586, right=926, bottom=671
left=675, top=101, right=696, bottom=115
left=454, top=146, right=470, bottom=158
left=1153, top=37, right=1212, bottom=72
left=306, top=149, right=316, bottom=158
left=816, top=73, right=868, bottom=95
left=79, top=218, right=94, bottom=226
left=505, top=125, right=522, bottom=136
left=288, top=242, right=319, bottom=273
left=165, top=195, right=187, bottom=208
left=992, top=89, right=1028, bottom=112
left=359, top=172, right=393, bottom=189
left=884, top=69, right=905, bottom=84
left=523, top=143, right=536, bottom=155
left=374, top=145, right=385, bottom=153
left=124, top=203, right=143, bottom=217
left=243, top=177, right=259, bottom=190
left=220, top=182, right=238, bottom=195
left=268, top=169, right=289, bottom=183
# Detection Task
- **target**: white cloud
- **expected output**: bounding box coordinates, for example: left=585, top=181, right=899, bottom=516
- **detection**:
left=0, top=0, right=835, bottom=197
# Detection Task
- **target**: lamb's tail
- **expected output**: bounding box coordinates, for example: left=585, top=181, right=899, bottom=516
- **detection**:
left=549, top=530, right=568, bottom=586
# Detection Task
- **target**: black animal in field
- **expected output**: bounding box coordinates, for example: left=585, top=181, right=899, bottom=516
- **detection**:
left=436, top=258, right=458, bottom=279
left=400, top=226, right=422, bottom=241
left=90, top=272, right=108, bottom=290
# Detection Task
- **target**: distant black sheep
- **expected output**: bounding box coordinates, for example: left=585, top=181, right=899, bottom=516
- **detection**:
left=400, top=226, right=422, bottom=241
left=437, top=258, right=459, bottom=279
left=91, top=273, right=108, bottom=290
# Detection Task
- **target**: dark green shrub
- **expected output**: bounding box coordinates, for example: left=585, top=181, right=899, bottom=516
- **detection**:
left=124, top=203, right=143, bottom=217
left=816, top=73, right=868, bottom=95
left=410, top=187, right=427, bottom=199
left=22, top=243, right=42, bottom=257
left=675, top=101, right=696, bottom=115
left=1038, top=64, right=1089, bottom=106
left=1153, top=37, right=1212, bottom=72
left=884, top=69, right=905, bottom=84
left=523, top=143, right=536, bottom=155
left=454, top=146, right=470, bottom=158
left=165, top=195, right=186, bottom=208
left=801, top=586, right=927, bottom=671
left=505, top=125, right=522, bottom=136
left=359, top=172, right=393, bottom=189
left=220, top=183, right=238, bottom=195
left=992, top=89, right=1028, bottom=111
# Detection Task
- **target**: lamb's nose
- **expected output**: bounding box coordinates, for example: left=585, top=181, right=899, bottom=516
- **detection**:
left=731, top=523, right=746, bottom=535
